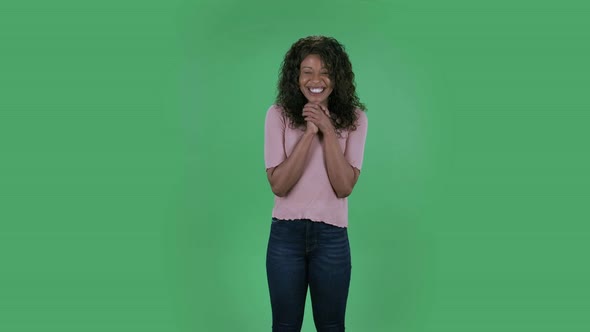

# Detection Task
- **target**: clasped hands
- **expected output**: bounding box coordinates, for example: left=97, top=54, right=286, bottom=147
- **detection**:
left=302, top=103, right=335, bottom=135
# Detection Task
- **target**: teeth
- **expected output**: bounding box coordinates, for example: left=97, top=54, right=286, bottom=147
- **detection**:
left=309, top=88, right=324, bottom=94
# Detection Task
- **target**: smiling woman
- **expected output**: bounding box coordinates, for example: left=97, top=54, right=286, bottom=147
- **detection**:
left=275, top=36, right=366, bottom=134
left=299, top=54, right=334, bottom=107
left=263, top=36, right=368, bottom=332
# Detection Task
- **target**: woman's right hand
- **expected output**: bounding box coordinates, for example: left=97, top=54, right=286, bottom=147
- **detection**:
left=305, top=120, right=319, bottom=134
left=303, top=105, right=319, bottom=134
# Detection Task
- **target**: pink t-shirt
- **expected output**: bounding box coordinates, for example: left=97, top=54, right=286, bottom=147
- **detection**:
left=264, top=104, right=368, bottom=228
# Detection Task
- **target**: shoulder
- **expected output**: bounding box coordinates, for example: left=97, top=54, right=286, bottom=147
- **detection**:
left=265, top=104, right=288, bottom=127
left=354, top=108, right=367, bottom=119
left=266, top=104, right=286, bottom=118
left=354, top=108, right=368, bottom=127
left=268, top=104, right=285, bottom=113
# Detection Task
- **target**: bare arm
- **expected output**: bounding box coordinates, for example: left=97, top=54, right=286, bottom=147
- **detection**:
left=322, top=130, right=360, bottom=198
left=302, top=103, right=362, bottom=198
left=267, top=129, right=316, bottom=197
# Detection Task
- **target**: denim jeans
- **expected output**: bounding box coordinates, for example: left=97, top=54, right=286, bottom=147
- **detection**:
left=266, top=218, right=351, bottom=332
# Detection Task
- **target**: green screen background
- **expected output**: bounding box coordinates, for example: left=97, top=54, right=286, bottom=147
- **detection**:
left=1, top=0, right=589, bottom=331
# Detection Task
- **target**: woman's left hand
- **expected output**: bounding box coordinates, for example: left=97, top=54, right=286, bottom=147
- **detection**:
left=302, top=103, right=335, bottom=134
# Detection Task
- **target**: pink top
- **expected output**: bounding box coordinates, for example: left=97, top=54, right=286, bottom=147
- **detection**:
left=264, top=104, right=368, bottom=228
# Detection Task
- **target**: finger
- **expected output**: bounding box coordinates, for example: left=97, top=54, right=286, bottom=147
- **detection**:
left=304, top=116, right=317, bottom=123
left=305, top=114, right=319, bottom=122
left=303, top=109, right=318, bottom=117
left=307, top=104, right=320, bottom=111
left=305, top=111, right=319, bottom=119
left=304, top=113, right=317, bottom=120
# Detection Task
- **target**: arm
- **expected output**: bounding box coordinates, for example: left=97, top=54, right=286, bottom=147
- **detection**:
left=267, top=130, right=316, bottom=197
left=265, top=105, right=319, bottom=197
left=322, top=130, right=360, bottom=198
left=303, top=104, right=368, bottom=198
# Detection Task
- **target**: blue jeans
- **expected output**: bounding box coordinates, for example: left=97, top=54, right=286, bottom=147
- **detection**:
left=266, top=218, right=351, bottom=332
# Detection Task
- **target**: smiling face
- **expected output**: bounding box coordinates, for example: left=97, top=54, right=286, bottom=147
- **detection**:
left=299, top=54, right=334, bottom=107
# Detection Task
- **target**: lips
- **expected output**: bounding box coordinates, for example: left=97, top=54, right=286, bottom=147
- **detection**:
left=308, top=87, right=325, bottom=94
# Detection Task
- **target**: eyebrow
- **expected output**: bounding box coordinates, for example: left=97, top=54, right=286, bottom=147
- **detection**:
left=301, top=66, right=328, bottom=70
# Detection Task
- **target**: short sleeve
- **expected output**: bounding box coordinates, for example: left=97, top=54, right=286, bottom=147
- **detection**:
left=264, top=105, right=287, bottom=170
left=344, top=110, right=368, bottom=170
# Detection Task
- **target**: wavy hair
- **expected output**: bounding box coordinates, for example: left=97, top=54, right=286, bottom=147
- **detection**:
left=276, top=36, right=366, bottom=132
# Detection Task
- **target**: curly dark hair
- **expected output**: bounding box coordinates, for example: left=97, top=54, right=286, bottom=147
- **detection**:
left=276, top=35, right=366, bottom=132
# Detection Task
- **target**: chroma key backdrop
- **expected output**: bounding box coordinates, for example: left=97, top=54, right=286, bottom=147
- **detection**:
left=1, top=0, right=589, bottom=331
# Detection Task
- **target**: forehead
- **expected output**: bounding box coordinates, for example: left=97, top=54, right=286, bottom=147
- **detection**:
left=300, top=54, right=325, bottom=68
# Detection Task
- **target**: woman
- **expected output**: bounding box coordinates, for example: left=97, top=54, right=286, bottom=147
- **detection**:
left=264, top=36, right=368, bottom=332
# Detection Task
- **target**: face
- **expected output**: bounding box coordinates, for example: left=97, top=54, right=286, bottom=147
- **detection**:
left=299, top=54, right=334, bottom=107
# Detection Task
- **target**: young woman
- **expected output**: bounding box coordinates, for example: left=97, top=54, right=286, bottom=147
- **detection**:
left=264, top=35, right=368, bottom=332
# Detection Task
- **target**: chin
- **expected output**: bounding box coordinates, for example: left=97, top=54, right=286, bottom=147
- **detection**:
left=306, top=96, right=327, bottom=104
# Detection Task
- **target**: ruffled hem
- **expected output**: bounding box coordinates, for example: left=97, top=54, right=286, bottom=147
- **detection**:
left=271, top=215, right=347, bottom=228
